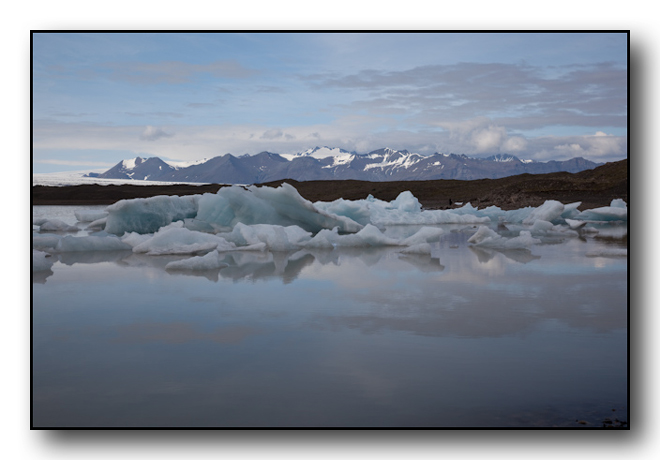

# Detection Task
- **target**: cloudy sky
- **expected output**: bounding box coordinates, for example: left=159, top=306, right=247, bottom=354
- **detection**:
left=32, top=32, right=628, bottom=173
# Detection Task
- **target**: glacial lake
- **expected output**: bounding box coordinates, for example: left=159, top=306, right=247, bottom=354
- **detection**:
left=32, top=205, right=628, bottom=428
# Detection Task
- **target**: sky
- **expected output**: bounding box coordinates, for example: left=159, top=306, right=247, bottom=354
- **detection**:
left=32, top=32, right=628, bottom=173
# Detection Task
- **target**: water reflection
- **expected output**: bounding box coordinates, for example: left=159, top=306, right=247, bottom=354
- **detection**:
left=32, top=212, right=628, bottom=427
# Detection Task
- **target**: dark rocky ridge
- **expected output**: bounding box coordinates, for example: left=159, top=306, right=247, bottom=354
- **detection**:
left=33, top=159, right=627, bottom=211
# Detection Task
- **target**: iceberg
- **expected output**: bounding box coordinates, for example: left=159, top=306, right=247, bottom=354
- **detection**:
left=131, top=223, right=237, bottom=255
left=522, top=200, right=565, bottom=225
left=467, top=226, right=541, bottom=249
left=304, top=224, right=402, bottom=248
left=575, top=200, right=628, bottom=222
left=219, top=223, right=311, bottom=252
left=33, top=183, right=629, bottom=276
left=105, top=194, right=200, bottom=235
left=196, top=183, right=362, bottom=234
left=39, top=219, right=79, bottom=233
left=316, top=193, right=489, bottom=226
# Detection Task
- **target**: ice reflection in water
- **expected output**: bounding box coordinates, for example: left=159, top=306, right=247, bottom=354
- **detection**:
left=32, top=210, right=627, bottom=428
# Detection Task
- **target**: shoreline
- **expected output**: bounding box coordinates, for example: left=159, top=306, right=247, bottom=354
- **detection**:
left=32, top=159, right=627, bottom=211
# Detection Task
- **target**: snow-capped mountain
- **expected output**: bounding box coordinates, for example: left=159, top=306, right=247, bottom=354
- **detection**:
left=89, top=147, right=603, bottom=184
left=87, top=157, right=176, bottom=181
left=280, top=146, right=354, bottom=161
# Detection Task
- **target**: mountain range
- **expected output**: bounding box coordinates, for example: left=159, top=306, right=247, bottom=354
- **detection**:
left=87, top=147, right=603, bottom=184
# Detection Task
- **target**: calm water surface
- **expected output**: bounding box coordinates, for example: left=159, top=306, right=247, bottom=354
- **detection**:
left=32, top=206, right=628, bottom=427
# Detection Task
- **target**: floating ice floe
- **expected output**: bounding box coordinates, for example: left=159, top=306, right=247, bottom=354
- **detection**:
left=32, top=235, right=62, bottom=250
left=101, top=183, right=628, bottom=238
left=130, top=222, right=237, bottom=255
left=219, top=223, right=311, bottom=252
left=39, top=219, right=79, bottom=233
left=75, top=209, right=109, bottom=222
left=316, top=192, right=489, bottom=226
left=32, top=249, right=54, bottom=272
left=575, top=199, right=628, bottom=222
left=467, top=226, right=541, bottom=249
left=33, top=184, right=628, bottom=274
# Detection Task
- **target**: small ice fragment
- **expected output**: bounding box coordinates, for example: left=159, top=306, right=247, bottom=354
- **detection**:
left=75, top=210, right=108, bottom=222
left=565, top=218, right=587, bottom=230
left=40, top=219, right=79, bottom=233
left=32, top=249, right=54, bottom=272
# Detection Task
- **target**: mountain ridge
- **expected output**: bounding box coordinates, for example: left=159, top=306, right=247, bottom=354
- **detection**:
left=88, top=147, right=604, bottom=184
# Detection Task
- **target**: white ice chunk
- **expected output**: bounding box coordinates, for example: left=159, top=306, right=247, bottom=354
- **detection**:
left=528, top=220, right=578, bottom=237
left=120, top=232, right=153, bottom=248
left=577, top=204, right=628, bottom=222
left=565, top=218, right=587, bottom=230
left=86, top=217, right=107, bottom=231
left=400, top=227, right=444, bottom=246
left=468, top=226, right=541, bottom=249
left=317, top=192, right=489, bottom=226
left=54, top=235, right=132, bottom=252
left=32, top=235, right=61, bottom=250
left=305, top=224, right=402, bottom=248
left=560, top=202, right=582, bottom=220
left=132, top=225, right=236, bottom=255
left=522, top=200, right=565, bottom=225
left=390, top=191, right=422, bottom=213
left=75, top=209, right=108, bottom=222
left=32, top=249, right=54, bottom=271
left=40, top=219, right=79, bottom=233
left=610, top=199, right=627, bottom=208
left=105, top=194, right=200, bottom=235
left=165, top=250, right=230, bottom=271
left=219, top=223, right=312, bottom=252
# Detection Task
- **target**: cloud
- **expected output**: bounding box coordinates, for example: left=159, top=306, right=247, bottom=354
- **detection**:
left=305, top=62, right=627, bottom=132
left=436, top=117, right=508, bottom=153
left=502, top=136, right=528, bottom=152
left=33, top=119, right=627, bottom=165
left=186, top=102, right=215, bottom=108
left=126, top=111, right=183, bottom=119
left=523, top=131, right=627, bottom=162
left=140, top=125, right=174, bottom=141
left=260, top=128, right=284, bottom=140
left=90, top=60, right=259, bottom=85
left=35, top=159, right=115, bottom=167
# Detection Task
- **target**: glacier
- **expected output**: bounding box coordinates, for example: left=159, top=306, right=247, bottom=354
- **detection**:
left=33, top=183, right=628, bottom=273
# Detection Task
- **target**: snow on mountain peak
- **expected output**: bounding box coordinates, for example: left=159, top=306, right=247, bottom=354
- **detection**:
left=121, top=158, right=141, bottom=170
left=164, top=158, right=209, bottom=169
left=281, top=146, right=353, bottom=161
